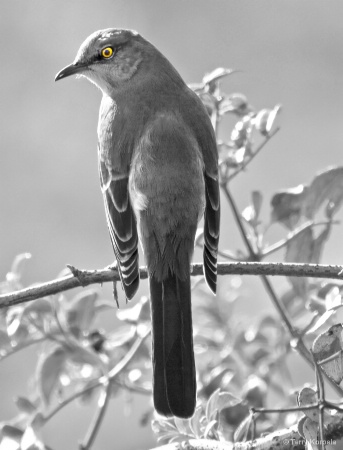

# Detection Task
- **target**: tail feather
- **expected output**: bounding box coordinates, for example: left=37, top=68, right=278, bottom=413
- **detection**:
left=150, top=272, right=196, bottom=418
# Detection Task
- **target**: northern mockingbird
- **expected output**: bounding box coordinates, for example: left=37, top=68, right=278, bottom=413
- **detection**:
left=55, top=28, right=220, bottom=418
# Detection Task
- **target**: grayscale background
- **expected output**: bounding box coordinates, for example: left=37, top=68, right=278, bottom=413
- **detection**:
left=1, top=1, right=342, bottom=449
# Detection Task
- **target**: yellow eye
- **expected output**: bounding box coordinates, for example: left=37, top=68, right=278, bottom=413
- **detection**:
left=101, top=47, right=114, bottom=59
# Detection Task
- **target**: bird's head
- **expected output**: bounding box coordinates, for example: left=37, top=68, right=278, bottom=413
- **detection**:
left=55, top=28, right=156, bottom=95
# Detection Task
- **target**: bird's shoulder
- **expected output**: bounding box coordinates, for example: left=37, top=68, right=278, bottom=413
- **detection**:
left=180, top=87, right=219, bottom=178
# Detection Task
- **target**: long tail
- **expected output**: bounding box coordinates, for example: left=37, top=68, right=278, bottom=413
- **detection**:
left=150, top=269, right=196, bottom=418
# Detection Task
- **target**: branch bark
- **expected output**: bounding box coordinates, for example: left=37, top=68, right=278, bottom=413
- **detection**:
left=1, top=261, right=343, bottom=308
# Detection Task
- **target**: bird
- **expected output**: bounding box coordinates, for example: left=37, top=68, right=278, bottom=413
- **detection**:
left=55, top=28, right=220, bottom=418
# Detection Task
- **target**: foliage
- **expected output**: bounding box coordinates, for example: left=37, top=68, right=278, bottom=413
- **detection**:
left=1, top=68, right=343, bottom=450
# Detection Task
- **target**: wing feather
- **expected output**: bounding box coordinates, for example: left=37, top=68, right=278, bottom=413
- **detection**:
left=203, top=172, right=220, bottom=294
left=99, top=157, right=139, bottom=300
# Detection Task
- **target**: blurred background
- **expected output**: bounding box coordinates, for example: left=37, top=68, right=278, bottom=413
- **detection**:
left=0, top=1, right=343, bottom=449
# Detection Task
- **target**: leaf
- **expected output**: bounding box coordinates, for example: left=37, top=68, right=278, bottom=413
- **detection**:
left=0, top=425, right=23, bottom=441
left=241, top=205, right=256, bottom=224
left=14, top=397, right=37, bottom=415
left=219, top=93, right=252, bottom=117
left=6, top=307, right=29, bottom=343
left=0, top=330, right=11, bottom=355
left=106, top=326, right=136, bottom=350
left=188, top=82, right=205, bottom=93
left=297, top=415, right=307, bottom=439
left=202, top=67, right=235, bottom=91
left=21, top=414, right=45, bottom=450
left=10, top=254, right=32, bottom=278
left=307, top=287, right=343, bottom=333
left=203, top=420, right=218, bottom=439
left=270, top=185, right=307, bottom=229
left=197, top=92, right=216, bottom=116
left=0, top=425, right=23, bottom=450
left=254, top=105, right=281, bottom=136
left=174, top=417, right=191, bottom=437
left=230, top=115, right=254, bottom=149
left=285, top=228, right=313, bottom=297
left=284, top=224, right=330, bottom=298
left=220, top=146, right=246, bottom=168
left=4, top=254, right=32, bottom=292
left=252, top=191, right=263, bottom=220
left=311, top=225, right=331, bottom=264
left=66, top=290, right=99, bottom=336
left=306, top=310, right=336, bottom=334
left=312, top=324, right=343, bottom=384
left=117, top=296, right=150, bottom=324
left=24, top=299, right=52, bottom=318
left=317, top=282, right=342, bottom=300
left=285, top=227, right=314, bottom=264
left=0, top=438, right=20, bottom=450
left=36, top=346, right=68, bottom=405
left=189, top=406, right=203, bottom=439
left=242, top=376, right=267, bottom=408
left=297, top=387, right=319, bottom=422
left=151, top=419, right=179, bottom=443
left=206, top=388, right=220, bottom=421
left=303, top=166, right=343, bottom=219
left=325, top=286, right=343, bottom=311
left=68, top=345, right=102, bottom=369
left=23, top=299, right=53, bottom=331
left=302, top=417, right=319, bottom=450
left=216, top=392, right=241, bottom=412
left=242, top=192, right=263, bottom=231
left=233, top=414, right=252, bottom=442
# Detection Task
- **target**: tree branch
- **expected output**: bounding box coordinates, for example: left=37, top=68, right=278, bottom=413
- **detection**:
left=150, top=426, right=304, bottom=450
left=1, top=262, right=343, bottom=309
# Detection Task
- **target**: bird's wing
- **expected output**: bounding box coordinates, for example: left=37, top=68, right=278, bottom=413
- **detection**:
left=98, top=146, right=139, bottom=300
left=187, top=91, right=220, bottom=294
left=203, top=170, right=220, bottom=294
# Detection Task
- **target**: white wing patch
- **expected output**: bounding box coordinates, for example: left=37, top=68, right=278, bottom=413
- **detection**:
left=130, top=186, right=148, bottom=212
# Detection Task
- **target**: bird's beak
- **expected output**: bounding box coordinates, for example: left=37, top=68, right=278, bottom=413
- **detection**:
left=55, top=62, right=88, bottom=81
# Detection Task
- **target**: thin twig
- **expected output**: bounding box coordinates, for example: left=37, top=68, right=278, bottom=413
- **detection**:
left=79, top=378, right=112, bottom=450
left=314, top=355, right=326, bottom=450
left=318, top=350, right=343, bottom=365
left=261, top=221, right=338, bottom=259
left=0, top=336, right=47, bottom=362
left=43, top=379, right=103, bottom=422
left=108, top=327, right=151, bottom=379
left=221, top=183, right=299, bottom=331
left=220, top=184, right=257, bottom=259
left=217, top=248, right=243, bottom=262
left=251, top=405, right=318, bottom=414
left=43, top=328, right=151, bottom=425
left=114, top=379, right=151, bottom=395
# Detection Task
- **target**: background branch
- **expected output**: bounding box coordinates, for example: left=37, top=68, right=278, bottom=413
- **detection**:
left=220, top=182, right=343, bottom=396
